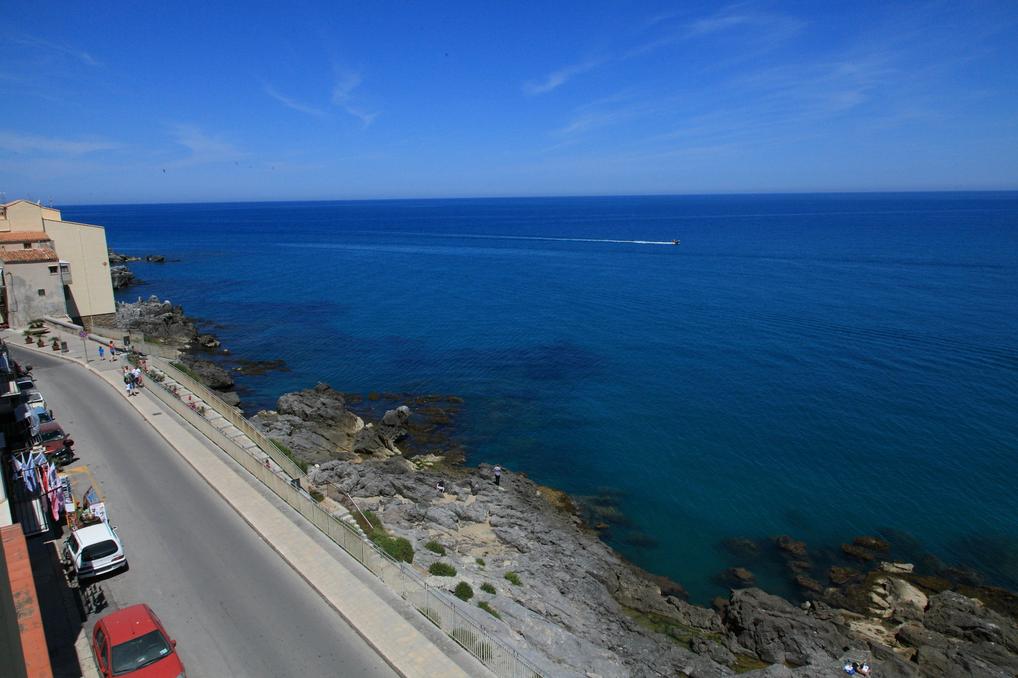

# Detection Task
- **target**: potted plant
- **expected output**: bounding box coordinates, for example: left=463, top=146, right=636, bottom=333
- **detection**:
left=23, top=330, right=33, bottom=344
left=36, top=336, right=45, bottom=347
left=51, top=337, right=61, bottom=351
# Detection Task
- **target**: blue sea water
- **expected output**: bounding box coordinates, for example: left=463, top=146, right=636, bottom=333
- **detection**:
left=64, top=193, right=1018, bottom=603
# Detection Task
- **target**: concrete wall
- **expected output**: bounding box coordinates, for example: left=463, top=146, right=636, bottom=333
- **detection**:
left=41, top=218, right=115, bottom=321
left=3, top=262, right=67, bottom=328
left=0, top=202, right=60, bottom=232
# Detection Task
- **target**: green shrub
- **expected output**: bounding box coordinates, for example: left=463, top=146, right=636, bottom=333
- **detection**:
left=362, top=510, right=384, bottom=531
left=453, top=581, right=474, bottom=601
left=475, top=557, right=486, bottom=567
left=270, top=439, right=308, bottom=472
left=425, top=540, right=446, bottom=555
left=428, top=562, right=457, bottom=577
left=504, top=571, right=522, bottom=586
left=477, top=601, right=501, bottom=619
left=371, top=530, right=414, bottom=563
left=309, top=489, right=324, bottom=502
left=480, top=582, right=496, bottom=595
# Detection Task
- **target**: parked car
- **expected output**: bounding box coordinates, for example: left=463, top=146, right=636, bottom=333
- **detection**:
left=64, top=522, right=127, bottom=580
left=31, top=404, right=53, bottom=424
left=39, top=419, right=73, bottom=453
left=38, top=419, right=75, bottom=466
left=25, top=389, right=46, bottom=411
left=15, top=376, right=34, bottom=392
left=91, top=604, right=186, bottom=678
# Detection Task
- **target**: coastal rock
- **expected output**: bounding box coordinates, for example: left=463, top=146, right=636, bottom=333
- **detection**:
left=145, top=254, right=166, bottom=263
left=723, top=588, right=852, bottom=666
left=179, top=355, right=234, bottom=390
left=195, top=333, right=221, bottom=350
left=724, top=567, right=756, bottom=586
left=108, top=250, right=141, bottom=264
left=924, top=591, right=1018, bottom=650
left=775, top=536, right=808, bottom=558
left=829, top=566, right=862, bottom=585
left=115, top=295, right=197, bottom=345
left=110, top=265, right=137, bottom=289
left=841, top=543, right=877, bottom=562
left=853, top=536, right=890, bottom=552
left=218, top=390, right=241, bottom=407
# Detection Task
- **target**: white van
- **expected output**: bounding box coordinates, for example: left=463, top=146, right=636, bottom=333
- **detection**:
left=64, top=523, right=127, bottom=580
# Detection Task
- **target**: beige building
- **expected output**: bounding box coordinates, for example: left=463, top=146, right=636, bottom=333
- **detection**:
left=0, top=200, right=115, bottom=328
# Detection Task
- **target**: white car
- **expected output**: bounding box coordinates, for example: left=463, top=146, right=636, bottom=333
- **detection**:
left=25, top=389, right=46, bottom=411
left=64, top=523, right=127, bottom=580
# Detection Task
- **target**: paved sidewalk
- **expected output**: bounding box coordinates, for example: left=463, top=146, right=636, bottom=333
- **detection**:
left=9, top=327, right=482, bottom=678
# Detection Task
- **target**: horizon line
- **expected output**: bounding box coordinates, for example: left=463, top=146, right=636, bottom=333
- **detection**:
left=52, top=187, right=1018, bottom=209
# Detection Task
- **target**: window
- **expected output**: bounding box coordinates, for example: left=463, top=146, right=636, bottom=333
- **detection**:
left=49, top=265, right=58, bottom=275
left=94, top=627, right=106, bottom=654
left=23, top=243, right=31, bottom=249
left=82, top=540, right=120, bottom=561
left=37, top=289, right=46, bottom=296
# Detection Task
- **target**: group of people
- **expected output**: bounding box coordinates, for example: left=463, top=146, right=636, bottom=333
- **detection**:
left=97, top=340, right=119, bottom=361
left=844, top=660, right=872, bottom=675
left=123, top=365, right=144, bottom=396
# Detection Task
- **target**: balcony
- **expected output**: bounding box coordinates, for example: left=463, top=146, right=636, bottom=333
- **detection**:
left=59, top=261, right=72, bottom=285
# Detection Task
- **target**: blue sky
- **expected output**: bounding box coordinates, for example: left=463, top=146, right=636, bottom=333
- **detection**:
left=1, top=1, right=1017, bottom=203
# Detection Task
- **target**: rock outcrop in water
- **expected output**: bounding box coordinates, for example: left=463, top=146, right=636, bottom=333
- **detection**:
left=115, top=296, right=197, bottom=345
left=249, top=382, right=1018, bottom=677
left=110, top=265, right=137, bottom=289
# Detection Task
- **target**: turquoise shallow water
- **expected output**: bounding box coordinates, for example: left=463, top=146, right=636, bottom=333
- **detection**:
left=65, top=193, right=1018, bottom=602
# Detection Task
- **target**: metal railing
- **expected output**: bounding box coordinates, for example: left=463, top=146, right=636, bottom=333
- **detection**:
left=148, top=358, right=542, bottom=678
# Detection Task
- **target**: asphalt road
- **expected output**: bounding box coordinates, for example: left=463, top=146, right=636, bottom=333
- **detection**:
left=14, top=346, right=397, bottom=678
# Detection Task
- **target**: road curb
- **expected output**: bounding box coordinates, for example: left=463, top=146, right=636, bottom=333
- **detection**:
left=10, top=335, right=478, bottom=678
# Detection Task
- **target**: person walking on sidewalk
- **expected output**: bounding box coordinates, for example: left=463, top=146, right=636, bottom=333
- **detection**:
left=494, top=465, right=502, bottom=486
left=98, top=345, right=105, bottom=361
left=123, top=366, right=134, bottom=396
left=108, top=341, right=117, bottom=361
left=132, top=365, right=143, bottom=389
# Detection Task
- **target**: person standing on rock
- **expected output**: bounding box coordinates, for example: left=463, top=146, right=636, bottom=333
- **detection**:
left=494, top=465, right=502, bottom=486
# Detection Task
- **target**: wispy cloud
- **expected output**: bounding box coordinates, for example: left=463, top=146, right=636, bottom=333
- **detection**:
left=263, top=84, right=326, bottom=117
left=167, top=124, right=246, bottom=166
left=523, top=60, right=602, bottom=96
left=331, top=71, right=378, bottom=126
left=10, top=35, right=100, bottom=66
left=525, top=5, right=803, bottom=97
left=0, top=131, right=119, bottom=155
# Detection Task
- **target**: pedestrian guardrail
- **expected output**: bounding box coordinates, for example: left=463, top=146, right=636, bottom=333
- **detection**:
left=151, top=358, right=542, bottom=678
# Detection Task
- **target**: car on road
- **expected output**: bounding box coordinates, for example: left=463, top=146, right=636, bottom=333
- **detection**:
left=91, top=604, right=186, bottom=677
left=39, top=419, right=74, bottom=453
left=15, top=376, right=35, bottom=392
left=64, top=522, right=127, bottom=580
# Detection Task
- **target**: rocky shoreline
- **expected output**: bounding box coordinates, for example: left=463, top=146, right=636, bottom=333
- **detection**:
left=111, top=291, right=1018, bottom=676
left=251, top=383, right=1018, bottom=677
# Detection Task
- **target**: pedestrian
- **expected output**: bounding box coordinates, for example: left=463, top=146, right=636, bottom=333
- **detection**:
left=123, top=367, right=134, bottom=395
left=132, top=365, right=143, bottom=389
left=108, top=341, right=116, bottom=361
left=98, top=345, right=105, bottom=361
left=494, top=464, right=502, bottom=486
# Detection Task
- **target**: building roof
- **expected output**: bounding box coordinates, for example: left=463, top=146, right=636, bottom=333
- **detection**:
left=0, top=231, right=52, bottom=244
left=0, top=248, right=59, bottom=263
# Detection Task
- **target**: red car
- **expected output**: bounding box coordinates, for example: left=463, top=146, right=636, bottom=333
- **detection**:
left=39, top=420, right=73, bottom=454
left=91, top=604, right=186, bottom=677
